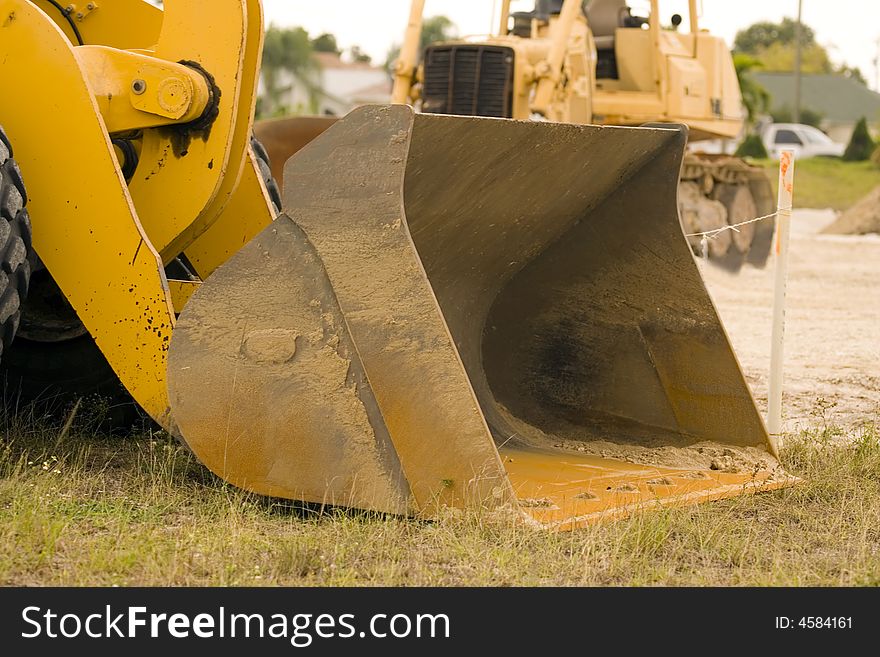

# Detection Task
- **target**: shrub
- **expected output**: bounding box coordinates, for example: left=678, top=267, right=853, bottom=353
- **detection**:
left=735, top=133, right=769, bottom=159
left=842, top=117, right=875, bottom=161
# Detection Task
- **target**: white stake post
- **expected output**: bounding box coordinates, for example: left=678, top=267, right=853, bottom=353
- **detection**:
left=768, top=150, right=795, bottom=455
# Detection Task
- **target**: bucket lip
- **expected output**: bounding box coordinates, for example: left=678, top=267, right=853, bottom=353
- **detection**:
left=406, top=108, right=690, bottom=137
left=500, top=442, right=796, bottom=531
left=530, top=472, right=802, bottom=531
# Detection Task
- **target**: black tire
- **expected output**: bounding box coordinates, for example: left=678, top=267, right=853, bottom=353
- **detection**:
left=251, top=134, right=282, bottom=213
left=0, top=125, right=33, bottom=364
left=0, top=263, right=143, bottom=431
left=1, top=334, right=140, bottom=430
left=1, top=132, right=282, bottom=431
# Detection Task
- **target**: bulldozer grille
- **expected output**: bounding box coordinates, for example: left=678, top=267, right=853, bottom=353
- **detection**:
left=422, top=45, right=514, bottom=118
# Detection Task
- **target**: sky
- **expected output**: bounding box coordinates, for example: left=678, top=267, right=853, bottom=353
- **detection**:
left=263, top=0, right=880, bottom=91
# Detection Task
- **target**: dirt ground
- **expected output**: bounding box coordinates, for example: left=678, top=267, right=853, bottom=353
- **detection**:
left=823, top=185, right=880, bottom=235
left=699, top=209, right=880, bottom=433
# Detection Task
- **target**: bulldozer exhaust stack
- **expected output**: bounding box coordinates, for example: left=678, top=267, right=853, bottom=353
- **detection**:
left=169, top=106, right=789, bottom=529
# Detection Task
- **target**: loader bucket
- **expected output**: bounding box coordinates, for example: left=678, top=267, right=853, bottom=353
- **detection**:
left=168, top=106, right=791, bottom=529
left=253, top=116, right=339, bottom=187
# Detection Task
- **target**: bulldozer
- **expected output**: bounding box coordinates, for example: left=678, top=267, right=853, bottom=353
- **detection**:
left=389, top=0, right=777, bottom=272
left=0, top=0, right=789, bottom=530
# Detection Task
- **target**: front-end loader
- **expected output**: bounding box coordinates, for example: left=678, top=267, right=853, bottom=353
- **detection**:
left=390, top=0, right=777, bottom=272
left=1, top=0, right=788, bottom=529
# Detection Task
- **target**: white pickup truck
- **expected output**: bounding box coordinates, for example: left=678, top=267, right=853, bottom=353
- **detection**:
left=762, top=123, right=846, bottom=159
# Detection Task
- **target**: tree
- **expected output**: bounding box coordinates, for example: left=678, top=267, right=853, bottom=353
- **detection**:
left=753, top=41, right=832, bottom=74
left=260, top=26, right=321, bottom=117
left=734, top=18, right=833, bottom=75
left=384, top=15, right=459, bottom=72
left=420, top=15, right=457, bottom=47
left=837, top=65, right=868, bottom=86
left=734, top=17, right=864, bottom=82
left=311, top=33, right=341, bottom=55
left=349, top=46, right=372, bottom=64
left=734, top=18, right=816, bottom=53
left=843, top=117, right=875, bottom=161
left=733, top=53, right=770, bottom=126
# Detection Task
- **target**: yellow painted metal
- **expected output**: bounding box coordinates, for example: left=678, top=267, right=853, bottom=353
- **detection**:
left=531, top=0, right=584, bottom=116
left=162, top=0, right=266, bottom=262
left=32, top=0, right=162, bottom=48
left=396, top=0, right=746, bottom=139
left=0, top=0, right=175, bottom=426
left=75, top=45, right=211, bottom=132
left=688, top=0, right=699, bottom=34
left=390, top=0, right=425, bottom=105
left=497, top=0, right=511, bottom=35
left=2, top=0, right=787, bottom=530
left=395, top=1, right=772, bottom=270
left=253, top=116, right=339, bottom=190
left=184, top=146, right=275, bottom=278
left=168, top=280, right=201, bottom=313
left=126, top=0, right=252, bottom=261
left=503, top=446, right=791, bottom=530
left=169, top=106, right=791, bottom=526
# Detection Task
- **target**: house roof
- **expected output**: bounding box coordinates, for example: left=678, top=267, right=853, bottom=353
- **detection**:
left=752, top=72, right=880, bottom=124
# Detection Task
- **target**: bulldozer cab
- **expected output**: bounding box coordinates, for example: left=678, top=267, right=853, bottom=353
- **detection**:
left=394, top=0, right=745, bottom=140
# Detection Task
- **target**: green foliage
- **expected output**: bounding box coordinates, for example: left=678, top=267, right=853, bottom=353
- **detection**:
left=262, top=26, right=317, bottom=81
left=769, top=105, right=825, bottom=129
left=755, top=157, right=880, bottom=210
left=733, top=18, right=864, bottom=80
left=348, top=46, right=372, bottom=64
left=259, top=25, right=321, bottom=118
left=385, top=15, right=459, bottom=72
left=753, top=41, right=833, bottom=74
left=420, top=15, right=457, bottom=47
left=733, top=53, right=769, bottom=125
left=843, top=117, right=876, bottom=162
left=733, top=18, right=817, bottom=53
left=837, top=65, right=868, bottom=86
left=311, top=33, right=340, bottom=54
left=735, top=134, right=769, bottom=159
left=871, top=144, right=880, bottom=169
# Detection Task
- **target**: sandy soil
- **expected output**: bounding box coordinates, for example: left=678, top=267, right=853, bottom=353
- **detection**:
left=699, top=210, right=880, bottom=433
left=823, top=185, right=880, bottom=235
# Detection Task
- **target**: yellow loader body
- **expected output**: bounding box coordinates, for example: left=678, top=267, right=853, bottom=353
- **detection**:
left=0, top=0, right=789, bottom=530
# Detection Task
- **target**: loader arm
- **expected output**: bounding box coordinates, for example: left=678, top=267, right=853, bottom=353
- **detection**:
left=0, top=0, right=274, bottom=428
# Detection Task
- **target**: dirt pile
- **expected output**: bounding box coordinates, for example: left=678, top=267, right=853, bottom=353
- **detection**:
left=823, top=185, right=880, bottom=235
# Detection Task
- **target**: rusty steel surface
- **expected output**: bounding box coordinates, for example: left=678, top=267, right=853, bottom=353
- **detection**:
left=169, top=105, right=786, bottom=526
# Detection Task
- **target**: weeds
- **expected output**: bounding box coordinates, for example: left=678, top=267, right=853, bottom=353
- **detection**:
left=0, top=412, right=878, bottom=586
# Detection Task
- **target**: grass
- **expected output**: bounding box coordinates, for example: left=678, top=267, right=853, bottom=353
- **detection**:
left=0, top=412, right=878, bottom=586
left=752, top=157, right=879, bottom=211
